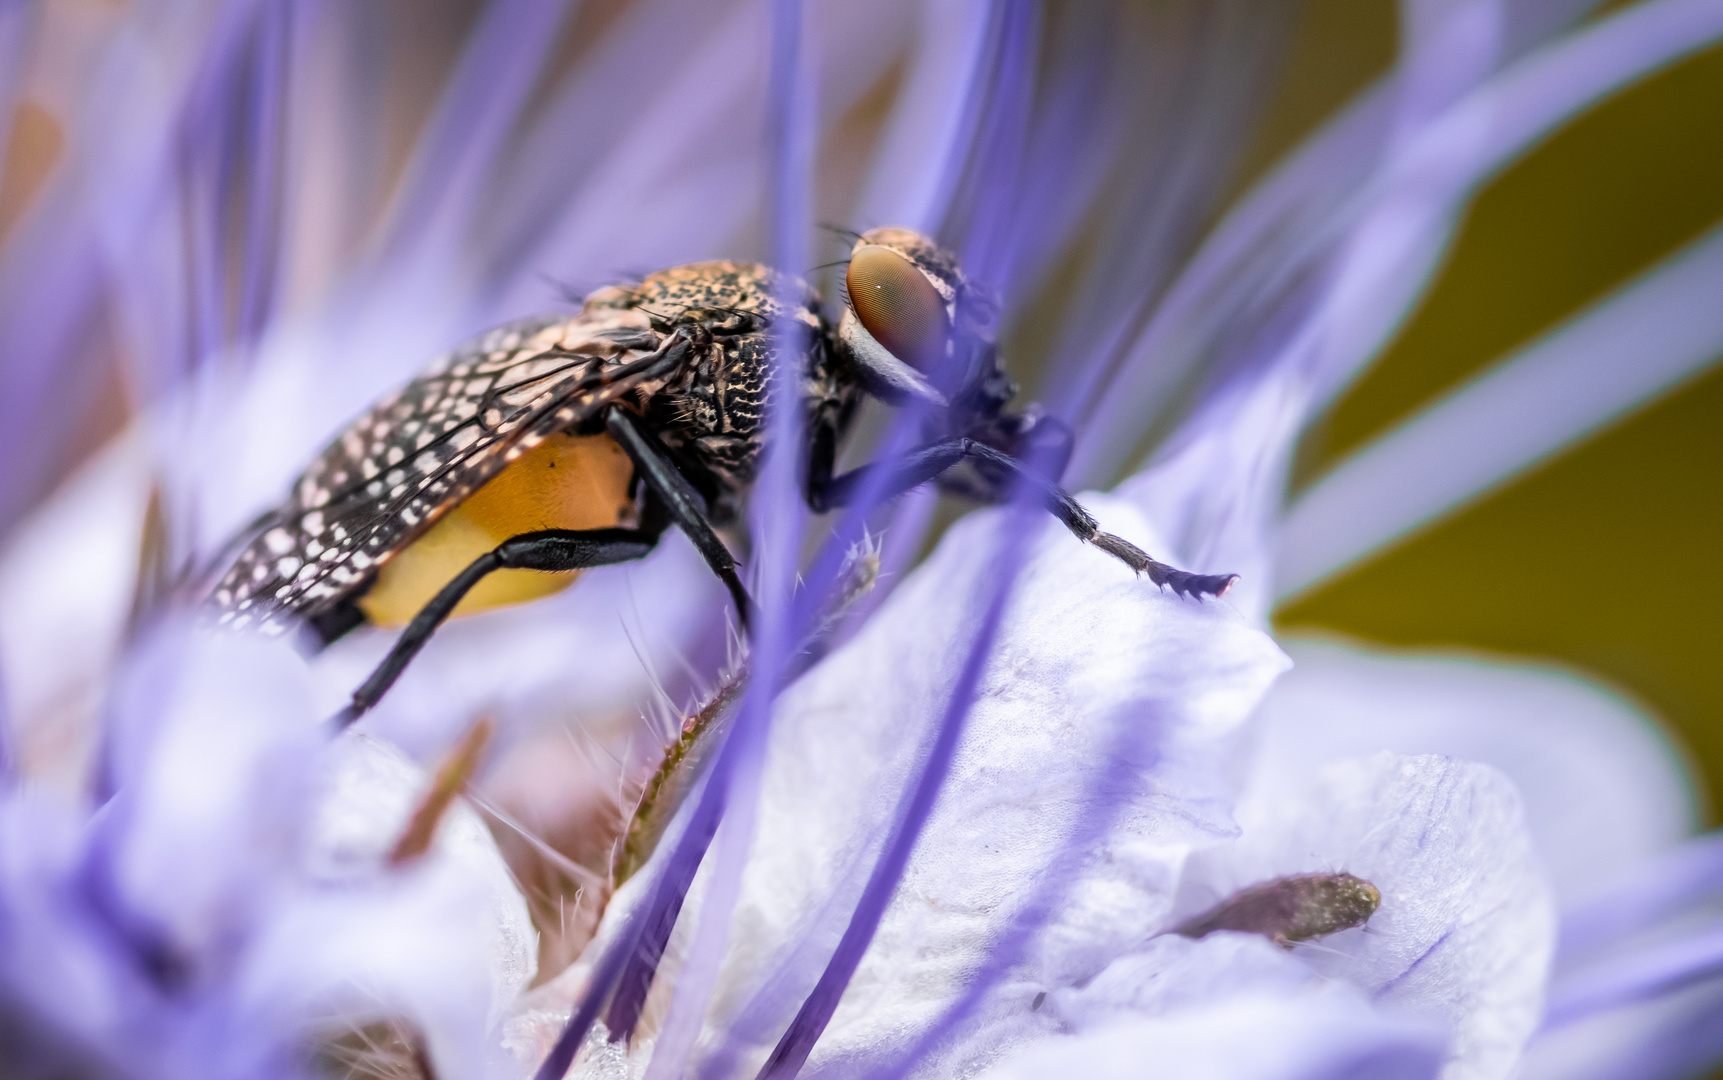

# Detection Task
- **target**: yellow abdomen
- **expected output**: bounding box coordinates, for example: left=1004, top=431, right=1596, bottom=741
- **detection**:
left=358, top=432, right=635, bottom=627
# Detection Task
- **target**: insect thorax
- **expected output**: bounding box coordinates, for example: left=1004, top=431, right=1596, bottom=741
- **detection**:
left=590, top=261, right=848, bottom=521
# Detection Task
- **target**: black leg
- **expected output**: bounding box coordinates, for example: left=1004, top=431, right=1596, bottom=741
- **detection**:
left=606, top=408, right=754, bottom=630
left=809, top=436, right=1235, bottom=599
left=333, top=526, right=660, bottom=728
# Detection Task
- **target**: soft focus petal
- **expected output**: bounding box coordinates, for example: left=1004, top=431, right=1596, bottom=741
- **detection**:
left=1247, top=638, right=1695, bottom=900
left=0, top=622, right=535, bottom=1079
left=1526, top=831, right=1723, bottom=1080
left=100, top=628, right=323, bottom=965
left=1525, top=978, right=1723, bottom=1080
left=1276, top=223, right=1723, bottom=600
left=1117, top=0, right=1723, bottom=618
left=0, top=432, right=151, bottom=791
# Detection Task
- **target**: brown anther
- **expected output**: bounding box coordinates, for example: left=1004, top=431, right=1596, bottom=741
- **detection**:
left=1176, top=872, right=1381, bottom=947
left=388, top=717, right=495, bottom=865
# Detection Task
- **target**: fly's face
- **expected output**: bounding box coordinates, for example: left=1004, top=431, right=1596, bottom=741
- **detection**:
left=837, top=227, right=1001, bottom=406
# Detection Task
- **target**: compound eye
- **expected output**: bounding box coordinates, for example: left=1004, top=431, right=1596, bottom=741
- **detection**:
left=846, top=245, right=949, bottom=372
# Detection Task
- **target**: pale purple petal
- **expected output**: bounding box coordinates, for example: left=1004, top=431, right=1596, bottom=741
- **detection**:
left=849, top=0, right=995, bottom=232
left=1049, top=931, right=1327, bottom=1025
left=1277, top=223, right=1723, bottom=600
left=0, top=434, right=151, bottom=790
left=1525, top=833, right=1723, bottom=1080
left=0, top=622, right=534, bottom=1079
left=1179, top=754, right=1555, bottom=1080
left=1544, top=925, right=1723, bottom=1027
left=99, top=629, right=324, bottom=960
left=367, top=0, right=576, bottom=275
left=305, top=733, right=537, bottom=1017
left=1524, top=978, right=1723, bottom=1080
left=1247, top=639, right=1695, bottom=900
left=238, top=734, right=536, bottom=1078
left=1557, top=832, right=1723, bottom=962
left=493, top=0, right=915, bottom=314
left=984, top=982, right=1446, bottom=1080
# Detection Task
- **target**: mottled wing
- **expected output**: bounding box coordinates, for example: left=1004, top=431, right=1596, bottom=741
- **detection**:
left=212, top=309, right=664, bottom=632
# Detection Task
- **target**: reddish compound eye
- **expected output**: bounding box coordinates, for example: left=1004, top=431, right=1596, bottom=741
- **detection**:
left=846, top=245, right=949, bottom=372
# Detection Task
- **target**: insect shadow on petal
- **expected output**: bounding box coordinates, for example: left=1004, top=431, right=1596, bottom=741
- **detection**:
left=207, top=228, right=1237, bottom=724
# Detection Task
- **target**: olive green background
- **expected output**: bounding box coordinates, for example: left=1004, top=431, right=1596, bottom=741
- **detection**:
left=1249, top=0, right=1723, bottom=820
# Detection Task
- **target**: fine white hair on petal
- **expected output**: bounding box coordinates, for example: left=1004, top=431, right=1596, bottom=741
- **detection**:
left=977, top=986, right=1446, bottom=1080
left=557, top=493, right=1288, bottom=1077
left=237, top=869, right=525, bottom=1080
left=1177, top=753, right=1555, bottom=1080
left=1247, top=637, right=1696, bottom=901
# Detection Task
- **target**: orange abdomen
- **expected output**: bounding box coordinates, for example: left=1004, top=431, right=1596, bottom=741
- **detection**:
left=358, top=432, right=634, bottom=626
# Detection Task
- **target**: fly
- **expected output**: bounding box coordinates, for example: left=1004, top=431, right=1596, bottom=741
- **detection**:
left=208, top=228, right=1236, bottom=723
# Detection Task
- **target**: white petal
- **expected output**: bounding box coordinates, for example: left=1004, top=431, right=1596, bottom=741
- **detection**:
left=232, top=731, right=538, bottom=1080
left=1047, top=932, right=1324, bottom=1027
left=1248, top=638, right=1695, bottom=900
left=0, top=430, right=150, bottom=790
left=613, top=494, right=1288, bottom=1074
left=1179, top=753, right=1555, bottom=1080
left=979, top=985, right=1446, bottom=1080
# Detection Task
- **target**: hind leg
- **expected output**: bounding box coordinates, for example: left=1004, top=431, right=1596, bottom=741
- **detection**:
left=334, top=526, right=661, bottom=727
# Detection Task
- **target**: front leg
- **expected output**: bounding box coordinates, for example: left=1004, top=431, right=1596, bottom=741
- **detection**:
left=809, top=436, right=1235, bottom=599
left=334, top=526, right=661, bottom=727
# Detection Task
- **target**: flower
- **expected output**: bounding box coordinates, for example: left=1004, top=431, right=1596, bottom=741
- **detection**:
left=0, top=1, right=1720, bottom=1080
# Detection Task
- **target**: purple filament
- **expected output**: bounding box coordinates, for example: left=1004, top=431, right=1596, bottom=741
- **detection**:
left=755, top=506, right=1032, bottom=1080
left=543, top=0, right=821, bottom=1064
left=234, top=1, right=289, bottom=349
left=534, top=758, right=730, bottom=1077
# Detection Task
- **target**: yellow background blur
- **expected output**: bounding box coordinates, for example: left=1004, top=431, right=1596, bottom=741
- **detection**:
left=1252, top=1, right=1723, bottom=820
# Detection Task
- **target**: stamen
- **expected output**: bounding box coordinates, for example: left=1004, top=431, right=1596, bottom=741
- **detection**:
left=1176, top=872, right=1381, bottom=947
left=388, top=718, right=495, bottom=865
